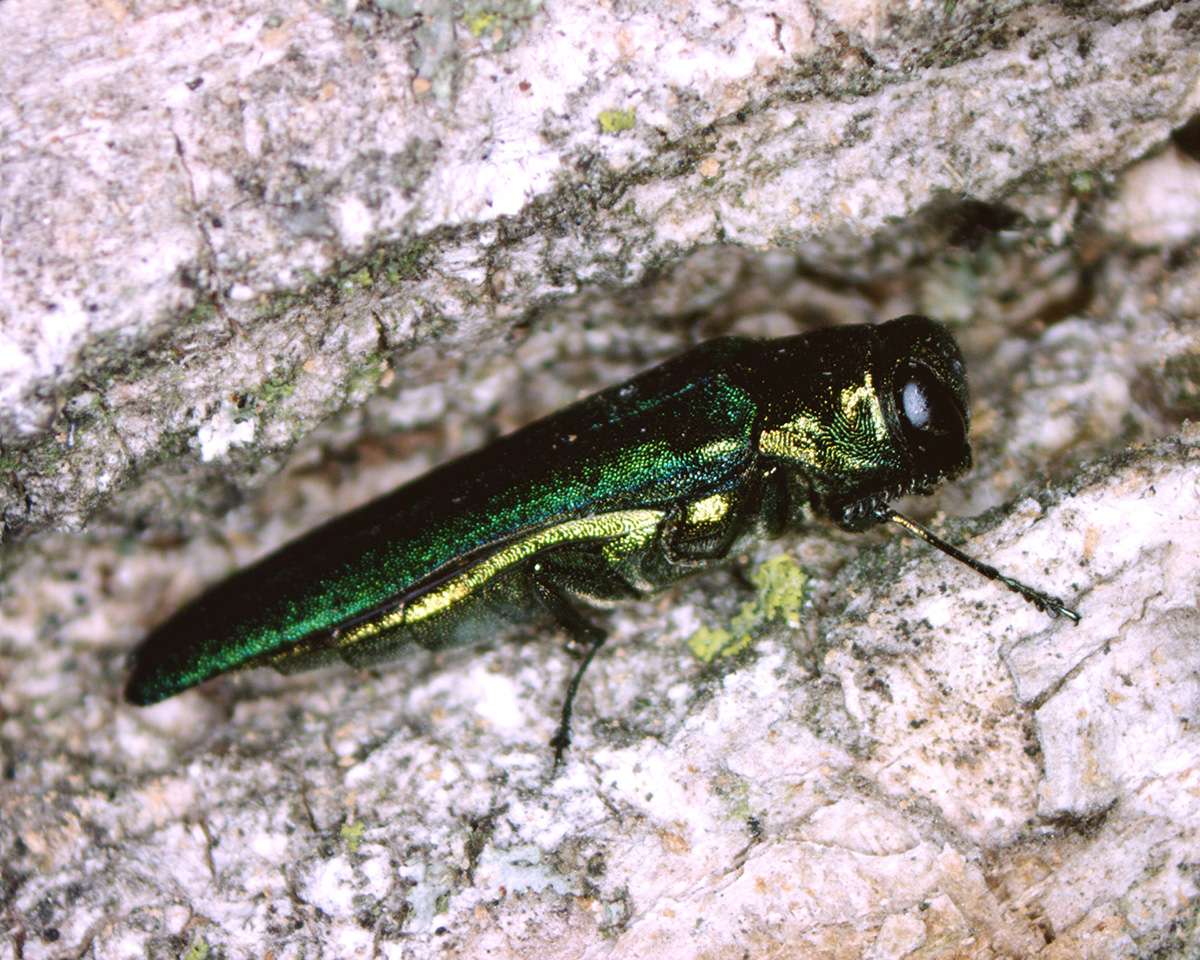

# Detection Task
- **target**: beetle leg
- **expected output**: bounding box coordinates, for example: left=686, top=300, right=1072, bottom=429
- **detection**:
left=662, top=469, right=771, bottom=564
left=529, top=560, right=609, bottom=645
left=759, top=462, right=795, bottom=538
left=527, top=552, right=649, bottom=768
left=548, top=636, right=606, bottom=770
left=526, top=562, right=607, bottom=768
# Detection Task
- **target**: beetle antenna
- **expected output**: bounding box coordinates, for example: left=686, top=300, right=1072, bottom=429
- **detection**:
left=884, top=508, right=1080, bottom=623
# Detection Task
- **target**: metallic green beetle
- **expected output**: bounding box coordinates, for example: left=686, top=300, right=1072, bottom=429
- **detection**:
left=126, top=316, right=1077, bottom=753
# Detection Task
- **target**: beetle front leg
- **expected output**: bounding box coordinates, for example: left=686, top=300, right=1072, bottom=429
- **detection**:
left=660, top=471, right=773, bottom=566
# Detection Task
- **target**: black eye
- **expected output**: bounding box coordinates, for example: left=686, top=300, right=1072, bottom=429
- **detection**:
left=894, top=361, right=966, bottom=457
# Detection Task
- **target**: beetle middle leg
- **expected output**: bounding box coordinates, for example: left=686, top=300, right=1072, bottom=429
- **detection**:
left=526, top=549, right=642, bottom=768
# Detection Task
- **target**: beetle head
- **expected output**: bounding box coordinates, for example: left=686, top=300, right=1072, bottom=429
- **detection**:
left=757, top=315, right=972, bottom=531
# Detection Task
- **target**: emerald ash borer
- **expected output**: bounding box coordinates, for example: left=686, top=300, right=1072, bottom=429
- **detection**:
left=127, top=316, right=1078, bottom=758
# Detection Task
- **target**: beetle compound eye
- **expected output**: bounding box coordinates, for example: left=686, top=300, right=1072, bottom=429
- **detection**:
left=902, top=379, right=933, bottom=431
left=894, top=362, right=966, bottom=457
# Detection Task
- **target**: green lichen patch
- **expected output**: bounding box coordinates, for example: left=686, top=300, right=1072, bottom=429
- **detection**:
left=598, top=108, right=636, bottom=134
left=182, top=938, right=210, bottom=960
left=341, top=819, right=365, bottom=853
left=687, top=554, right=807, bottom=662
left=465, top=11, right=499, bottom=36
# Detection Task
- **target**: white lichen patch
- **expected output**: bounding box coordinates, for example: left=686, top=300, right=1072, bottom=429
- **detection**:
left=196, top=402, right=257, bottom=462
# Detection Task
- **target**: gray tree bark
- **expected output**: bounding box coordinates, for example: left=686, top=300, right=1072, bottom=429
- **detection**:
left=3, top=1, right=1200, bottom=957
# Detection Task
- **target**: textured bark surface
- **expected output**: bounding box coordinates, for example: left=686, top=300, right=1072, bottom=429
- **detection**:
left=3, top=0, right=1200, bottom=957
left=3, top=0, right=1200, bottom=536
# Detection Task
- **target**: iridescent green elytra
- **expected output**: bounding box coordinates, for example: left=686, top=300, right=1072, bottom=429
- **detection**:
left=126, top=317, right=1077, bottom=742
